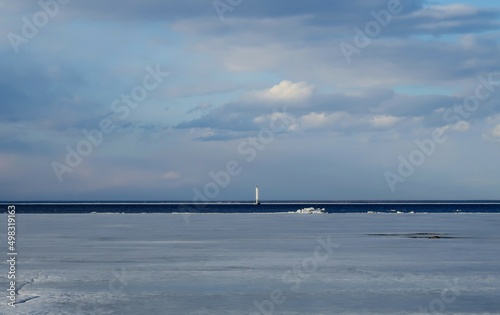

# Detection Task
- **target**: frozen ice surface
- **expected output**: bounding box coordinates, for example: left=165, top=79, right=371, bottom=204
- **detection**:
left=1, top=213, right=500, bottom=314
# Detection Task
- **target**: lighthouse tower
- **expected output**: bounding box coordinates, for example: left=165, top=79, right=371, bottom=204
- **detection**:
left=255, top=186, right=260, bottom=205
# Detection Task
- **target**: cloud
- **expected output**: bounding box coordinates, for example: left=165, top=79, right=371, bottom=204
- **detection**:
left=163, top=171, right=181, bottom=180
left=409, top=4, right=480, bottom=19
left=43, top=0, right=421, bottom=24
left=174, top=72, right=500, bottom=142
left=175, top=81, right=420, bottom=139
left=2, top=0, right=500, bottom=200
left=299, top=112, right=345, bottom=129
left=381, top=3, right=500, bottom=36
left=250, top=80, right=314, bottom=102
left=451, top=120, right=471, bottom=132
left=370, top=115, right=401, bottom=128
left=187, top=103, right=215, bottom=114
left=493, top=124, right=500, bottom=137
left=482, top=114, right=500, bottom=141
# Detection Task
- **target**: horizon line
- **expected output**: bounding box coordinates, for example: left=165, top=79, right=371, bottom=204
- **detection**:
left=3, top=200, right=500, bottom=205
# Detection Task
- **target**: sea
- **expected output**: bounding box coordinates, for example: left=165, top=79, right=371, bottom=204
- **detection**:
left=2, top=201, right=500, bottom=314
left=3, top=200, right=500, bottom=214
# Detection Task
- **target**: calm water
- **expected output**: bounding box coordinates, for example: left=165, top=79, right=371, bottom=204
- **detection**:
left=2, top=201, right=500, bottom=213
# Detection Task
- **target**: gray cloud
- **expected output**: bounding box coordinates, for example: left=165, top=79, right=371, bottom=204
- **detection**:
left=42, top=0, right=422, bottom=23
left=175, top=77, right=500, bottom=141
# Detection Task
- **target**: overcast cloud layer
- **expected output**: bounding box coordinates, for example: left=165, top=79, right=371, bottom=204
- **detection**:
left=1, top=0, right=500, bottom=201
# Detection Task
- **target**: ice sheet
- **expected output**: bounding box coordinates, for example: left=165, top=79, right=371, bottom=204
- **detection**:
left=1, top=213, right=499, bottom=314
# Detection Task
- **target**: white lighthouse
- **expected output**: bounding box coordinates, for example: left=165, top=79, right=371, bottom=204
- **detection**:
left=255, top=186, right=260, bottom=205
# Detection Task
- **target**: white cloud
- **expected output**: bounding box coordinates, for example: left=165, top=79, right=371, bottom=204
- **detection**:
left=480, top=115, right=500, bottom=141
left=370, top=115, right=401, bottom=128
left=297, top=113, right=404, bottom=131
left=299, top=112, right=346, bottom=129
left=410, top=4, right=479, bottom=19
left=482, top=123, right=500, bottom=142
left=451, top=120, right=470, bottom=132
left=435, top=120, right=470, bottom=135
left=251, top=80, right=314, bottom=102
left=493, top=124, right=500, bottom=138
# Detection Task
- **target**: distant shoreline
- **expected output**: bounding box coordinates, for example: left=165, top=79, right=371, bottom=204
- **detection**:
left=3, top=200, right=500, bottom=205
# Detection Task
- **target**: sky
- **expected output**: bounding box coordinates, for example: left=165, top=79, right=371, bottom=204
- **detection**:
left=1, top=0, right=500, bottom=201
